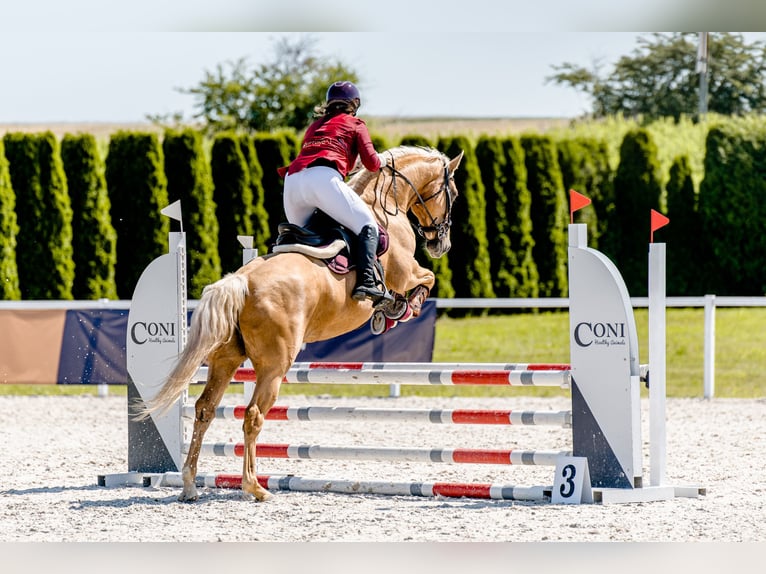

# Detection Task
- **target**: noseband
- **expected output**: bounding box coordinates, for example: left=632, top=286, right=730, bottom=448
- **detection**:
left=383, top=157, right=454, bottom=241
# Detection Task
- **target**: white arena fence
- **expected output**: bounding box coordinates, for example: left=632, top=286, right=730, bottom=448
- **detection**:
left=2, top=295, right=763, bottom=399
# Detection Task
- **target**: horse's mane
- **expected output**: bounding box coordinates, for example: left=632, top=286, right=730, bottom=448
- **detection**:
left=348, top=145, right=446, bottom=191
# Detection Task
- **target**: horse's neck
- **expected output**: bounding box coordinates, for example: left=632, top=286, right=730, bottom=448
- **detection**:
left=360, top=166, right=420, bottom=214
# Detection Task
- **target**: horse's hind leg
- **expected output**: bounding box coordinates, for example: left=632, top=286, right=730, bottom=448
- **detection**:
left=241, top=369, right=283, bottom=502
left=179, top=352, right=242, bottom=502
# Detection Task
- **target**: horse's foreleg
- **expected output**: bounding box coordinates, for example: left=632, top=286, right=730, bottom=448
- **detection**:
left=407, top=284, right=431, bottom=317
left=241, top=373, right=281, bottom=502
left=179, top=357, right=240, bottom=502
left=402, top=261, right=434, bottom=318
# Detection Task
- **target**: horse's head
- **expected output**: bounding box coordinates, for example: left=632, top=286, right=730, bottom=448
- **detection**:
left=350, top=146, right=463, bottom=258
left=404, top=149, right=463, bottom=258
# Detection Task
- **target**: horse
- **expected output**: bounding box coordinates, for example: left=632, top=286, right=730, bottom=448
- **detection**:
left=140, top=145, right=464, bottom=502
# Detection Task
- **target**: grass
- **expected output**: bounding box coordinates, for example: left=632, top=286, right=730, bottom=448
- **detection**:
left=3, top=308, right=765, bottom=399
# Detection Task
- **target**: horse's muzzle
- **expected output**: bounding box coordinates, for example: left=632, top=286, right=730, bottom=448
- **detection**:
left=426, top=237, right=450, bottom=258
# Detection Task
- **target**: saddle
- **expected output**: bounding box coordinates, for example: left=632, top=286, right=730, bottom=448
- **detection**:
left=272, top=210, right=389, bottom=276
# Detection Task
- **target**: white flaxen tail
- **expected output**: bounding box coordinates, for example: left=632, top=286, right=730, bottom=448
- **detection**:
left=135, top=273, right=249, bottom=420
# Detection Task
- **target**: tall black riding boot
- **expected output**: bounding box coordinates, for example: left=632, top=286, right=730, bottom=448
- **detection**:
left=352, top=225, right=389, bottom=302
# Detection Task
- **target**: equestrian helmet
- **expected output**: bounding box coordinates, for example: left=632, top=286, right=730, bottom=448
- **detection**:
left=326, top=81, right=361, bottom=104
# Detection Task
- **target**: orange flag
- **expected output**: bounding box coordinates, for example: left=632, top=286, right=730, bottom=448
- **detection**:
left=569, top=189, right=591, bottom=223
left=650, top=209, right=670, bottom=243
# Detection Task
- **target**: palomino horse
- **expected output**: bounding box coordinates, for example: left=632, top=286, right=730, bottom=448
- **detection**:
left=141, top=145, right=463, bottom=502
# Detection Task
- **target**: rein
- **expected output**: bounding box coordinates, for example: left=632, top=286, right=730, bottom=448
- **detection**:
left=378, top=155, right=454, bottom=240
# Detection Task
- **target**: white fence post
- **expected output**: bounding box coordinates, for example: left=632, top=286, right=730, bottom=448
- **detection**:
left=703, top=294, right=716, bottom=399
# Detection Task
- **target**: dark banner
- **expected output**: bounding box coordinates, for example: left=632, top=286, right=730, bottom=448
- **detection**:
left=1, top=300, right=436, bottom=385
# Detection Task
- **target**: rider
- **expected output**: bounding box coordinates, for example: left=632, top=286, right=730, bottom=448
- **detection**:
left=279, top=80, right=390, bottom=303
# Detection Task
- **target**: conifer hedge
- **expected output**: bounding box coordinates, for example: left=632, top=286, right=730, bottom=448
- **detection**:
left=61, top=133, right=118, bottom=300
left=557, top=137, right=613, bottom=251
left=437, top=135, right=494, bottom=315
left=500, top=137, right=539, bottom=298
left=612, top=128, right=663, bottom=296
left=105, top=131, right=169, bottom=299
left=0, top=137, right=20, bottom=300
left=698, top=122, right=766, bottom=295
left=210, top=133, right=255, bottom=274
left=239, top=135, right=271, bottom=256
left=476, top=135, right=516, bottom=298
left=4, top=132, right=74, bottom=299
left=664, top=155, right=702, bottom=295
left=163, top=129, right=222, bottom=298
left=521, top=134, right=568, bottom=297
left=9, top=116, right=766, bottom=303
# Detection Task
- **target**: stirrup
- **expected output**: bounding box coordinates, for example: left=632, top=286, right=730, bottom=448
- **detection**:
left=352, top=285, right=394, bottom=307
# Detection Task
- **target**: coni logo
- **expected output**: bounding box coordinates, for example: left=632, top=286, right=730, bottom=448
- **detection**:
left=573, top=321, right=626, bottom=348
left=130, top=320, right=177, bottom=345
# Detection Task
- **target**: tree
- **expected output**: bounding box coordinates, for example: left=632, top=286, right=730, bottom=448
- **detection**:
left=163, top=129, right=222, bottom=298
left=521, top=135, right=568, bottom=298
left=612, top=128, right=663, bottom=296
left=172, top=36, right=361, bottom=134
left=437, top=135, right=494, bottom=316
left=664, top=155, right=702, bottom=295
left=499, top=137, right=538, bottom=299
left=547, top=33, right=766, bottom=121
left=105, top=132, right=169, bottom=299
left=210, top=133, right=255, bottom=273
left=556, top=136, right=614, bottom=250
left=61, top=133, right=118, bottom=300
left=0, top=137, right=20, bottom=300
left=239, top=135, right=271, bottom=256
left=4, top=132, right=74, bottom=300
left=698, top=121, right=766, bottom=295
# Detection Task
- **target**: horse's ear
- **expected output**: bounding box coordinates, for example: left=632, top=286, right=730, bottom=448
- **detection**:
left=448, top=151, right=464, bottom=172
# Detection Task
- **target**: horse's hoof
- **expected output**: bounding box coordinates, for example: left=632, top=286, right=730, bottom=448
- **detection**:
left=178, top=492, right=199, bottom=503
left=382, top=297, right=409, bottom=320
left=370, top=310, right=387, bottom=335
left=244, top=489, right=275, bottom=502
left=257, top=491, right=275, bottom=503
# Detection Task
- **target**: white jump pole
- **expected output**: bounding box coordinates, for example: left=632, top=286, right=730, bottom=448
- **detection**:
left=648, top=241, right=667, bottom=486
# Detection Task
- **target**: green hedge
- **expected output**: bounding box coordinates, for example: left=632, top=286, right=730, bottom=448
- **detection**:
left=163, top=128, right=221, bottom=298
left=61, top=133, right=118, bottom=300
left=210, top=132, right=255, bottom=274
left=665, top=155, right=702, bottom=295
left=499, top=137, right=539, bottom=298
left=437, top=135, right=494, bottom=316
left=105, top=131, right=169, bottom=299
left=557, top=136, right=613, bottom=251
left=4, top=132, right=74, bottom=299
left=240, top=135, right=271, bottom=257
left=0, top=137, right=20, bottom=300
left=612, top=128, right=663, bottom=296
left=699, top=120, right=766, bottom=295
left=7, top=116, right=766, bottom=301
left=521, top=134, right=568, bottom=298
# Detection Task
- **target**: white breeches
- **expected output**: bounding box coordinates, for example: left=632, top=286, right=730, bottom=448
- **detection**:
left=283, top=166, right=376, bottom=235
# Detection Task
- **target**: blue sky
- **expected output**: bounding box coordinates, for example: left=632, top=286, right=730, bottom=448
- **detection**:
left=1, top=2, right=764, bottom=123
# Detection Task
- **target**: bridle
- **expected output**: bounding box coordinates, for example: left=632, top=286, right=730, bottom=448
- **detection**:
left=380, top=154, right=455, bottom=241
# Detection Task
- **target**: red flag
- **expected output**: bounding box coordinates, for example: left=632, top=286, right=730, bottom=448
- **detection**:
left=569, top=189, right=591, bottom=223
left=650, top=209, right=670, bottom=243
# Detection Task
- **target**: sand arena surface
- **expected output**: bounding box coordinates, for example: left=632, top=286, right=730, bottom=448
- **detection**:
left=1, top=393, right=765, bottom=543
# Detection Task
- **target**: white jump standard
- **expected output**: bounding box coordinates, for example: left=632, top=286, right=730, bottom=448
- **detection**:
left=98, top=204, right=704, bottom=504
